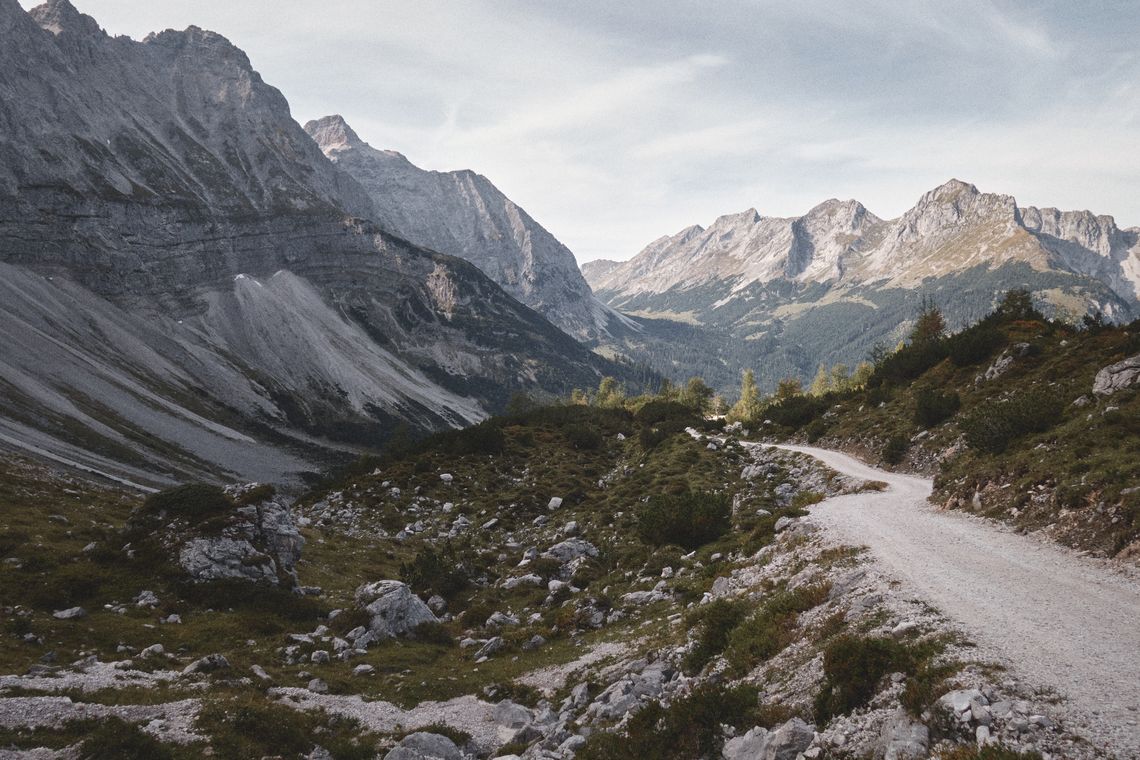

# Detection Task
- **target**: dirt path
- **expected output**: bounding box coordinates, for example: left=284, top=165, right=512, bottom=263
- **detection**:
left=764, top=443, right=1140, bottom=758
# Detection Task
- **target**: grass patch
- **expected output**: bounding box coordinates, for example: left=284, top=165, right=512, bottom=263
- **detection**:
left=724, top=585, right=830, bottom=674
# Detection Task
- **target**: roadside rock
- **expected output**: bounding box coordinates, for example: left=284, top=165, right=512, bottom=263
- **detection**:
left=876, top=708, right=928, bottom=760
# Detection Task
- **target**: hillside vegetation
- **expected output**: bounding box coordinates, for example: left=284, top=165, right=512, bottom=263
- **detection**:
left=721, top=290, right=1140, bottom=559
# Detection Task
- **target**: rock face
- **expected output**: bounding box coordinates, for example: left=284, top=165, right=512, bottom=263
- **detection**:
left=1092, top=354, right=1140, bottom=395
left=175, top=485, right=305, bottom=586
left=354, top=581, right=439, bottom=642
left=305, top=115, right=622, bottom=342
left=0, top=1, right=633, bottom=485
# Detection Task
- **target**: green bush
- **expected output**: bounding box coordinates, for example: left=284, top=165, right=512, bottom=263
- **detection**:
left=564, top=423, right=603, bottom=450
left=142, top=483, right=232, bottom=520
left=869, top=340, right=948, bottom=387
left=765, top=394, right=826, bottom=429
left=947, top=325, right=1005, bottom=366
left=636, top=491, right=731, bottom=550
left=577, top=684, right=761, bottom=760
left=805, top=419, right=827, bottom=443
left=682, top=598, right=750, bottom=674
left=724, top=585, right=829, bottom=673
left=399, top=547, right=468, bottom=599
left=634, top=400, right=699, bottom=427
left=79, top=719, right=175, bottom=760
left=814, top=635, right=914, bottom=723
left=882, top=435, right=909, bottom=465
left=914, top=389, right=961, bottom=428
left=960, top=389, right=1064, bottom=454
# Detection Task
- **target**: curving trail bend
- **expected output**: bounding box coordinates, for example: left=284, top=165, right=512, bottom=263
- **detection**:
left=762, top=443, right=1140, bottom=758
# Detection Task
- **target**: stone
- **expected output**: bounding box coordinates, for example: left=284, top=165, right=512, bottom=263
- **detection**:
left=939, top=688, right=986, bottom=715
left=773, top=516, right=796, bottom=532
left=764, top=717, right=815, bottom=760
left=1093, top=354, right=1140, bottom=395
left=311, top=650, right=330, bottom=664
left=486, top=611, right=520, bottom=627
left=493, top=699, right=533, bottom=729
left=353, top=664, right=375, bottom=676
left=135, top=590, right=159, bottom=607
left=877, top=708, right=929, bottom=760
left=475, top=636, right=505, bottom=659
left=563, top=520, right=579, bottom=536
left=52, top=607, right=86, bottom=620
left=503, top=574, right=543, bottom=590
left=139, top=644, right=165, bottom=658
left=427, top=595, right=447, bottom=614
left=439, top=473, right=453, bottom=483
left=354, top=581, right=439, bottom=642
left=182, top=653, right=230, bottom=676
left=383, top=732, right=462, bottom=760
left=251, top=664, right=272, bottom=681
left=547, top=497, right=563, bottom=510
left=307, top=678, right=328, bottom=693
left=542, top=538, right=599, bottom=564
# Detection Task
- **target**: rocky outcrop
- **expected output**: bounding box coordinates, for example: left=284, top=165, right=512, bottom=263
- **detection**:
left=1092, top=354, right=1140, bottom=395
left=174, top=485, right=304, bottom=586
left=383, top=732, right=463, bottom=760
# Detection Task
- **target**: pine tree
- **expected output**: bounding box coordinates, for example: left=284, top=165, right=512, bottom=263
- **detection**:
left=595, top=377, right=625, bottom=408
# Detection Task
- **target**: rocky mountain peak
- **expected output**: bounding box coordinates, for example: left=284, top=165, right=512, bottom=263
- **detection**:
left=29, top=0, right=101, bottom=37
left=304, top=114, right=365, bottom=154
left=711, top=208, right=762, bottom=230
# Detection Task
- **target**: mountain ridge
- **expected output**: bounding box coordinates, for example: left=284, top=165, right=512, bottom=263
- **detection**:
left=304, top=114, right=625, bottom=341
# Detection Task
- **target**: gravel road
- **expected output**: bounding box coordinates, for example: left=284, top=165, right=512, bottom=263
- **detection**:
left=765, top=443, right=1140, bottom=758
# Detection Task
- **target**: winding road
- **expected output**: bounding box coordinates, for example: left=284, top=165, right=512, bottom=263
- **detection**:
left=764, top=443, right=1140, bottom=758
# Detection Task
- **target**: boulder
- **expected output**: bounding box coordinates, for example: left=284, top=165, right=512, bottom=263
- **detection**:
left=542, top=539, right=599, bottom=564
left=722, top=727, right=769, bottom=760
left=52, top=607, right=86, bottom=620
left=181, top=653, right=230, bottom=676
left=493, top=699, right=533, bottom=729
left=1093, top=354, right=1140, bottom=395
left=876, top=708, right=929, bottom=760
left=384, top=732, right=463, bottom=760
left=173, top=485, right=304, bottom=586
left=354, top=581, right=439, bottom=642
left=764, top=717, right=815, bottom=760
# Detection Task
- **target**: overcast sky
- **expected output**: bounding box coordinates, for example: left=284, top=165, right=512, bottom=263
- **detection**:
left=27, top=1, right=1140, bottom=262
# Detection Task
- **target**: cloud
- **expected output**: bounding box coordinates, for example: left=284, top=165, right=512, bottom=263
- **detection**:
left=20, top=0, right=1140, bottom=261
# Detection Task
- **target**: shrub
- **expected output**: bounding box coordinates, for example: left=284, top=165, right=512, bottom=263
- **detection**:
left=636, top=491, right=731, bottom=550
left=638, top=417, right=690, bottom=450
left=914, top=389, right=960, bottom=428
left=869, top=340, right=948, bottom=387
left=576, top=684, right=761, bottom=760
left=960, top=389, right=1064, bottom=454
left=947, top=325, right=1005, bottom=366
left=682, top=598, right=750, bottom=674
left=882, top=435, right=909, bottom=465
left=814, top=635, right=913, bottom=723
left=634, top=400, right=699, bottom=427
left=142, top=483, right=232, bottom=520
left=724, top=585, right=829, bottom=673
left=564, top=423, right=603, bottom=450
left=805, top=418, right=827, bottom=443
left=79, top=719, right=175, bottom=760
left=791, top=490, right=825, bottom=509
left=765, top=394, right=826, bottom=429
left=400, top=547, right=468, bottom=599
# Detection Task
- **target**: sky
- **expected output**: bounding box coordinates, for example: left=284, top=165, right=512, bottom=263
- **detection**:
left=23, top=0, right=1140, bottom=262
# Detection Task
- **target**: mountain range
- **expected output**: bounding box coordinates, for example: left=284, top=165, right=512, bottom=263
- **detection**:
left=0, top=0, right=641, bottom=488
left=584, top=179, right=1139, bottom=391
